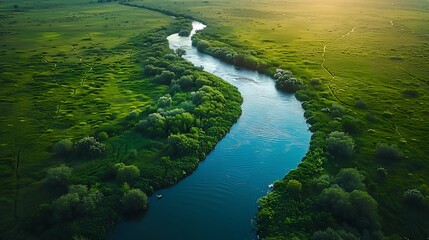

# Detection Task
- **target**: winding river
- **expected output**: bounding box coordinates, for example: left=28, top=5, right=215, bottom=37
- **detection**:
left=109, top=22, right=311, bottom=240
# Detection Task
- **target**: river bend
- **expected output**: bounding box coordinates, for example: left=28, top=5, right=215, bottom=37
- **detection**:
left=110, top=21, right=311, bottom=240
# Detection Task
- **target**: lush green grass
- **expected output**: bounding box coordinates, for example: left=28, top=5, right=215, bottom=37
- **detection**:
left=0, top=0, right=175, bottom=236
left=126, top=0, right=429, bottom=238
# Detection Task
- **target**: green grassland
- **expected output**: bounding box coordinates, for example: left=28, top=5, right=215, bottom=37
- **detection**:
left=0, top=0, right=172, bottom=236
left=125, top=0, right=429, bottom=238
left=0, top=1, right=243, bottom=239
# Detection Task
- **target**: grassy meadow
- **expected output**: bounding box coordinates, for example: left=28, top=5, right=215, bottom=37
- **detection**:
left=0, top=0, right=174, bottom=236
left=127, top=0, right=429, bottom=238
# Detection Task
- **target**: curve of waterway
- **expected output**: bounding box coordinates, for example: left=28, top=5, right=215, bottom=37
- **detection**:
left=109, top=21, right=311, bottom=240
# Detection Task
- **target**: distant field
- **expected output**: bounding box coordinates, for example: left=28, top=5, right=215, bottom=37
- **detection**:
left=130, top=0, right=429, bottom=237
left=0, top=0, right=172, bottom=235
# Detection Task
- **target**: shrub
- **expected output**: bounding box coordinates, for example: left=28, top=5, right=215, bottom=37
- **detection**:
left=121, top=189, right=148, bottom=214
left=53, top=139, right=73, bottom=157
left=376, top=143, right=402, bottom=161
left=175, top=48, right=186, bottom=57
left=376, top=167, right=388, bottom=178
left=330, top=104, right=346, bottom=118
left=51, top=185, right=103, bottom=222
left=312, top=228, right=359, bottom=240
left=154, top=70, right=175, bottom=85
left=341, top=116, right=362, bottom=134
left=117, top=165, right=141, bottom=184
left=74, top=137, right=106, bottom=158
left=403, top=188, right=424, bottom=205
left=355, top=99, right=367, bottom=109
left=315, top=174, right=332, bottom=191
left=274, top=68, right=303, bottom=93
left=349, top=190, right=380, bottom=230
left=319, top=186, right=352, bottom=220
left=326, top=131, right=355, bottom=159
left=46, top=164, right=72, bottom=188
left=97, top=131, right=109, bottom=141
left=178, top=75, right=194, bottom=89
left=286, top=179, right=302, bottom=194
left=334, top=168, right=365, bottom=192
left=178, top=29, right=190, bottom=37
left=196, top=40, right=211, bottom=52
left=157, top=95, right=172, bottom=108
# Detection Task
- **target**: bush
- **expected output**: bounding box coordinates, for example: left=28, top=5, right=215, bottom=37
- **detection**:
left=53, top=139, right=73, bottom=157
left=196, top=40, right=211, bottom=52
left=286, top=179, right=302, bottom=194
left=334, top=168, right=365, bottom=192
left=154, top=70, right=175, bottom=85
left=274, top=68, right=303, bottom=93
left=157, top=95, right=172, bottom=108
left=97, top=131, right=109, bottom=141
left=51, top=185, right=103, bottom=222
left=326, top=131, right=355, bottom=159
left=74, top=137, right=106, bottom=158
left=121, top=189, right=148, bottom=214
left=376, top=167, right=388, bottom=178
left=376, top=143, right=402, bottom=161
left=403, top=188, right=424, bottom=205
left=117, top=165, right=141, bottom=184
left=341, top=116, right=362, bottom=134
left=312, top=228, right=359, bottom=240
left=175, top=48, right=186, bottom=57
left=46, top=164, right=72, bottom=188
left=349, top=190, right=380, bottom=230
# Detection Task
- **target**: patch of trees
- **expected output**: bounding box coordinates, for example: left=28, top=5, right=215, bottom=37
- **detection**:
left=274, top=68, right=304, bottom=93
left=326, top=131, right=355, bottom=160
left=192, top=34, right=271, bottom=74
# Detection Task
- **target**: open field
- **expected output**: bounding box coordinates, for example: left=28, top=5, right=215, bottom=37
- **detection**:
left=129, top=0, right=429, bottom=238
left=0, top=0, right=173, bottom=236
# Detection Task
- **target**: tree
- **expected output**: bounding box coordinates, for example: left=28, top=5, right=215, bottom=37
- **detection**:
left=274, top=68, right=303, bottom=92
left=326, top=131, right=355, bottom=159
left=51, top=185, right=103, bottom=222
left=157, top=95, right=172, bottom=108
left=154, top=70, right=175, bottom=84
left=121, top=189, right=148, bottom=214
left=403, top=188, right=424, bottom=206
left=376, top=143, right=402, bottom=161
left=286, top=179, right=302, bottom=194
left=178, top=75, right=194, bottom=89
left=117, top=165, right=140, bottom=184
left=74, top=137, right=106, bottom=158
left=196, top=40, right=211, bottom=52
left=349, top=190, right=380, bottom=230
left=176, top=48, right=186, bottom=57
left=334, top=168, right=365, bottom=192
left=53, top=139, right=73, bottom=157
left=319, top=186, right=352, bottom=220
left=46, top=164, right=72, bottom=188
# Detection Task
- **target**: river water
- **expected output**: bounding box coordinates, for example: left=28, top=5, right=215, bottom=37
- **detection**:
left=109, top=21, right=311, bottom=240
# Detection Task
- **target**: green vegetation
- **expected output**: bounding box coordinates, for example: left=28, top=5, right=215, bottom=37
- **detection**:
left=0, top=1, right=241, bottom=239
left=123, top=0, right=429, bottom=238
